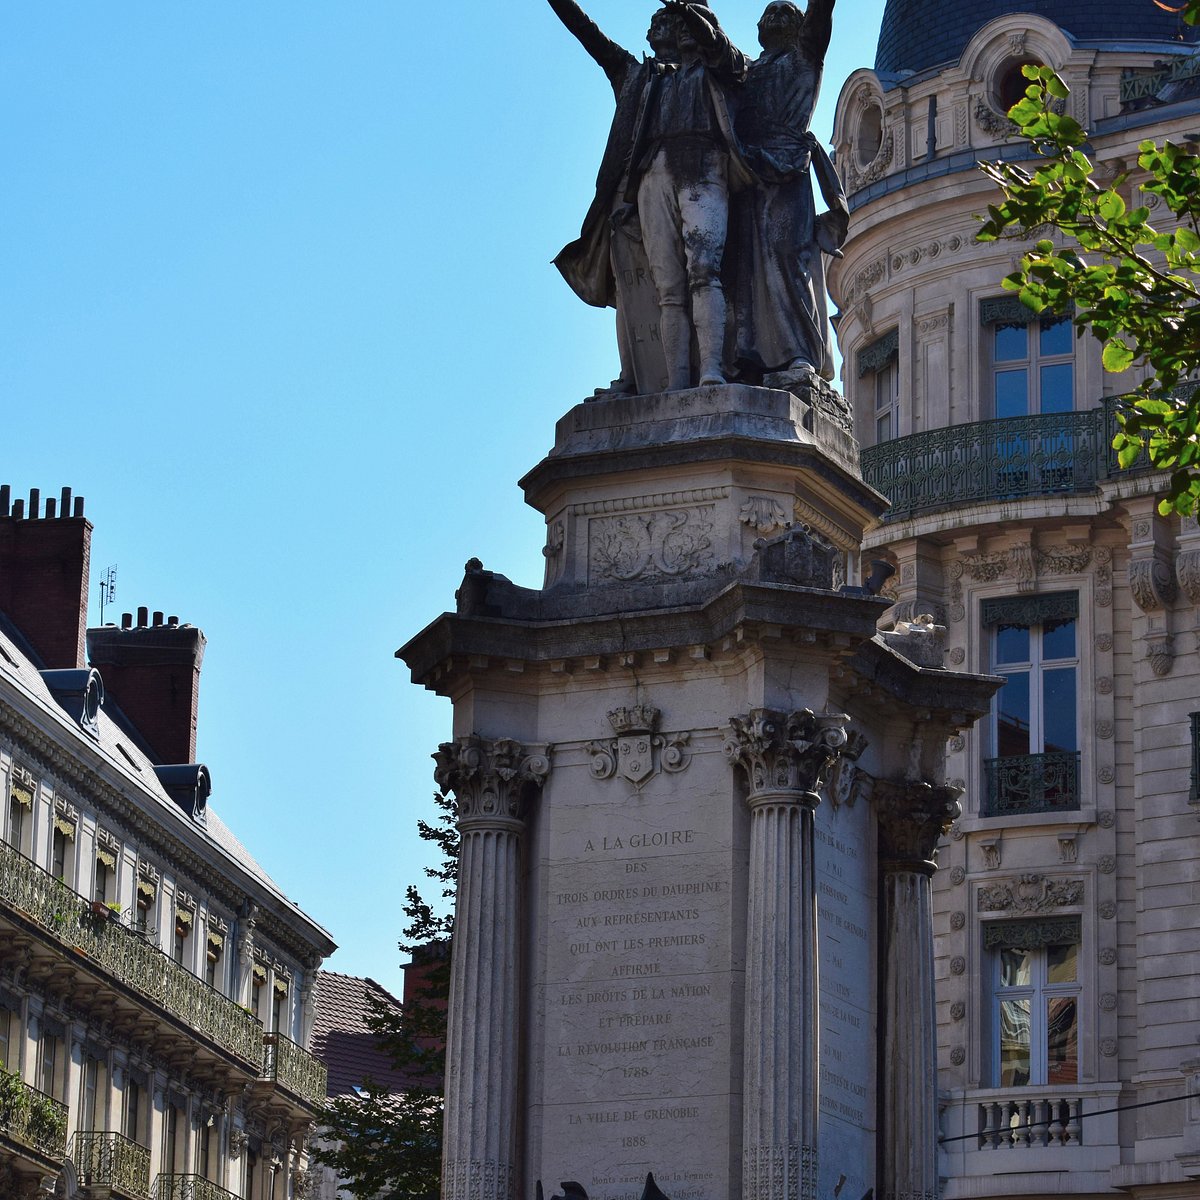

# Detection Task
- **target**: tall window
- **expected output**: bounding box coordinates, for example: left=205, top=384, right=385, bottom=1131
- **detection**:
left=205, top=932, right=223, bottom=990
left=81, top=1055, right=105, bottom=1131
left=94, top=844, right=117, bottom=904
left=992, top=315, right=1074, bottom=418
left=124, top=1076, right=143, bottom=1145
left=983, top=594, right=1079, bottom=816
left=0, top=1007, right=11, bottom=1070
left=173, top=912, right=191, bottom=967
left=39, top=1029, right=61, bottom=1099
left=7, top=782, right=32, bottom=856
left=51, top=826, right=72, bottom=883
left=163, top=1102, right=184, bottom=1175
left=988, top=920, right=1081, bottom=1087
left=252, top=965, right=267, bottom=1022
left=874, top=358, right=900, bottom=443
left=272, top=981, right=289, bottom=1035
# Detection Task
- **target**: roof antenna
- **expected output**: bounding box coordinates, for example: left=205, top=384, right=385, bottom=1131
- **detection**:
left=98, top=564, right=118, bottom=625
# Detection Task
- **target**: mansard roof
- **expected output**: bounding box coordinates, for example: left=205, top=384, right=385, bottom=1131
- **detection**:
left=875, top=0, right=1198, bottom=76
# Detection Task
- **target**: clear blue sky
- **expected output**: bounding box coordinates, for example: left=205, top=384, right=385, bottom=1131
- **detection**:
left=1, top=0, right=885, bottom=997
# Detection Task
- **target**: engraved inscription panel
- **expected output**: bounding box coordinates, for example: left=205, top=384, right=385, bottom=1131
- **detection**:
left=531, top=759, right=739, bottom=1200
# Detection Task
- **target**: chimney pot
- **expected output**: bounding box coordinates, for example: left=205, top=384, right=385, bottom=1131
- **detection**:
left=152, top=611, right=164, bottom=626
left=168, top=615, right=179, bottom=627
left=45, top=499, right=57, bottom=518
left=73, top=497, right=84, bottom=517
left=60, top=487, right=71, bottom=517
left=29, top=489, right=39, bottom=519
left=121, top=612, right=133, bottom=629
left=137, top=607, right=149, bottom=628
left=0, top=485, right=9, bottom=516
left=13, top=500, right=24, bottom=519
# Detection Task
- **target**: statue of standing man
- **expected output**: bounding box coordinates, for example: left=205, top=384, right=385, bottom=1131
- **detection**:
left=730, top=0, right=848, bottom=384
left=549, top=0, right=751, bottom=393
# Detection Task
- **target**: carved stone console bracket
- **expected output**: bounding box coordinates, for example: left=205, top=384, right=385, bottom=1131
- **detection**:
left=434, top=736, right=553, bottom=827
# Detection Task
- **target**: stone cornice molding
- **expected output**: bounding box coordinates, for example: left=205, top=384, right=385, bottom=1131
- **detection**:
left=434, top=736, right=552, bottom=829
left=724, top=708, right=849, bottom=803
left=873, top=778, right=963, bottom=873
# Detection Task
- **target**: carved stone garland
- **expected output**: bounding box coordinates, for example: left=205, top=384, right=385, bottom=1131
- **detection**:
left=724, top=709, right=849, bottom=1200
left=433, top=737, right=552, bottom=1200
left=874, top=779, right=962, bottom=1200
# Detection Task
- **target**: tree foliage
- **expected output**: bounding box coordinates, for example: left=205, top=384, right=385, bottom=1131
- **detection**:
left=977, top=33, right=1200, bottom=515
left=315, top=790, right=457, bottom=1199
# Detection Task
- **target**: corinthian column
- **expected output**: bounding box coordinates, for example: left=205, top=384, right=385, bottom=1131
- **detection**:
left=725, top=709, right=849, bottom=1200
left=874, top=780, right=962, bottom=1200
left=433, top=736, right=552, bottom=1200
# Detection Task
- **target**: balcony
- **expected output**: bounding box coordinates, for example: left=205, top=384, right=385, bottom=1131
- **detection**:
left=978, top=1093, right=1083, bottom=1148
left=860, top=403, right=1150, bottom=522
left=73, top=1131, right=151, bottom=1197
left=982, top=751, right=1081, bottom=817
left=0, top=840, right=263, bottom=1073
left=0, top=1068, right=68, bottom=1162
left=152, top=1177, right=238, bottom=1200
left=260, top=1032, right=328, bottom=1109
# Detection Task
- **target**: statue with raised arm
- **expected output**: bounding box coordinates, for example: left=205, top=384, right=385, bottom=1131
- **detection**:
left=550, top=1, right=751, bottom=394
left=548, top=0, right=681, bottom=396
left=730, top=0, right=848, bottom=385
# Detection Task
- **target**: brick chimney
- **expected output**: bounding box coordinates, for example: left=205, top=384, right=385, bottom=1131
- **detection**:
left=0, top=485, right=91, bottom=669
left=87, top=609, right=206, bottom=765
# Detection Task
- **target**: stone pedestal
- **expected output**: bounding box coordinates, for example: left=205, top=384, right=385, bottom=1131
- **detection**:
left=875, top=780, right=962, bottom=1200
left=400, top=385, right=998, bottom=1200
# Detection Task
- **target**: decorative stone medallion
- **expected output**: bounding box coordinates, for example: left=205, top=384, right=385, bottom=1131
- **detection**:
left=950, top=956, right=966, bottom=976
left=1099, top=901, right=1117, bottom=920
left=1100, top=993, right=1117, bottom=1011
left=1096, top=634, right=1113, bottom=652
left=1098, top=810, right=1116, bottom=828
left=1098, top=767, right=1115, bottom=785
left=1098, top=947, right=1117, bottom=965
left=950, top=866, right=966, bottom=886
left=950, top=1001, right=966, bottom=1022
left=950, top=911, right=966, bottom=931
left=1100, top=1038, right=1118, bottom=1057
left=950, top=1046, right=966, bottom=1065
left=1098, top=855, right=1117, bottom=874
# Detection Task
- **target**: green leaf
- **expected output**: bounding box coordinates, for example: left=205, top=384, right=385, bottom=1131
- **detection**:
left=1102, top=340, right=1135, bottom=372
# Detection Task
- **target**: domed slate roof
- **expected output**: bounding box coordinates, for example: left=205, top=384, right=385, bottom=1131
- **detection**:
left=875, top=0, right=1198, bottom=75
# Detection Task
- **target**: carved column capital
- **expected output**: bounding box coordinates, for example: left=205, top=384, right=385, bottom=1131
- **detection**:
left=434, top=736, right=552, bottom=829
left=724, top=708, right=849, bottom=803
left=874, top=779, right=963, bottom=873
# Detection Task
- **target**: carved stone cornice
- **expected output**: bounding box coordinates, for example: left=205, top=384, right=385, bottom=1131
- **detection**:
left=723, top=709, right=849, bottom=804
left=434, top=736, right=552, bottom=829
left=873, top=779, right=963, bottom=873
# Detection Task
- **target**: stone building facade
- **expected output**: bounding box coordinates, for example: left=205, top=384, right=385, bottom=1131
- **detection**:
left=0, top=485, right=334, bottom=1199
left=829, top=3, right=1200, bottom=1196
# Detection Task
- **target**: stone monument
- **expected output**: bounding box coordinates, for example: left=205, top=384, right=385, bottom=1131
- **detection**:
left=398, top=7, right=1000, bottom=1199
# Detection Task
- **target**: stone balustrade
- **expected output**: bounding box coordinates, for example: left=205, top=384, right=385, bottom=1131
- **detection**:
left=977, top=1094, right=1084, bottom=1148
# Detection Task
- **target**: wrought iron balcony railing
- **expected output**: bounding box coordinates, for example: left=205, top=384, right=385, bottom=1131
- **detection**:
left=72, top=1130, right=151, bottom=1197
left=152, top=1176, right=238, bottom=1200
left=860, top=402, right=1152, bottom=521
left=0, top=840, right=263, bottom=1069
left=982, top=751, right=1081, bottom=817
left=261, top=1031, right=328, bottom=1109
left=0, top=1068, right=68, bottom=1160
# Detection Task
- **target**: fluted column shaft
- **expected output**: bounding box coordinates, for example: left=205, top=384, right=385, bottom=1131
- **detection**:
left=875, top=781, right=962, bottom=1200
left=434, top=737, right=552, bottom=1200
left=725, top=709, right=849, bottom=1200
left=443, top=817, right=524, bottom=1200
left=744, top=792, right=819, bottom=1200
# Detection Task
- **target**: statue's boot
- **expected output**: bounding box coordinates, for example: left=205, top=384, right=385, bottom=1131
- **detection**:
left=693, top=285, right=727, bottom=385
left=659, top=302, right=692, bottom=391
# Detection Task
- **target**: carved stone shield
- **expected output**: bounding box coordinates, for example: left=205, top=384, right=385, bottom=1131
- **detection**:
left=616, top=734, right=655, bottom=785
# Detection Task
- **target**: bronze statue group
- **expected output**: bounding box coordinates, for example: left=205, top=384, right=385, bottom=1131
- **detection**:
left=549, top=0, right=847, bottom=397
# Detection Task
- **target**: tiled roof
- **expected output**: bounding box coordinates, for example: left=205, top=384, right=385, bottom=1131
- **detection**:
left=311, top=971, right=413, bottom=1099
